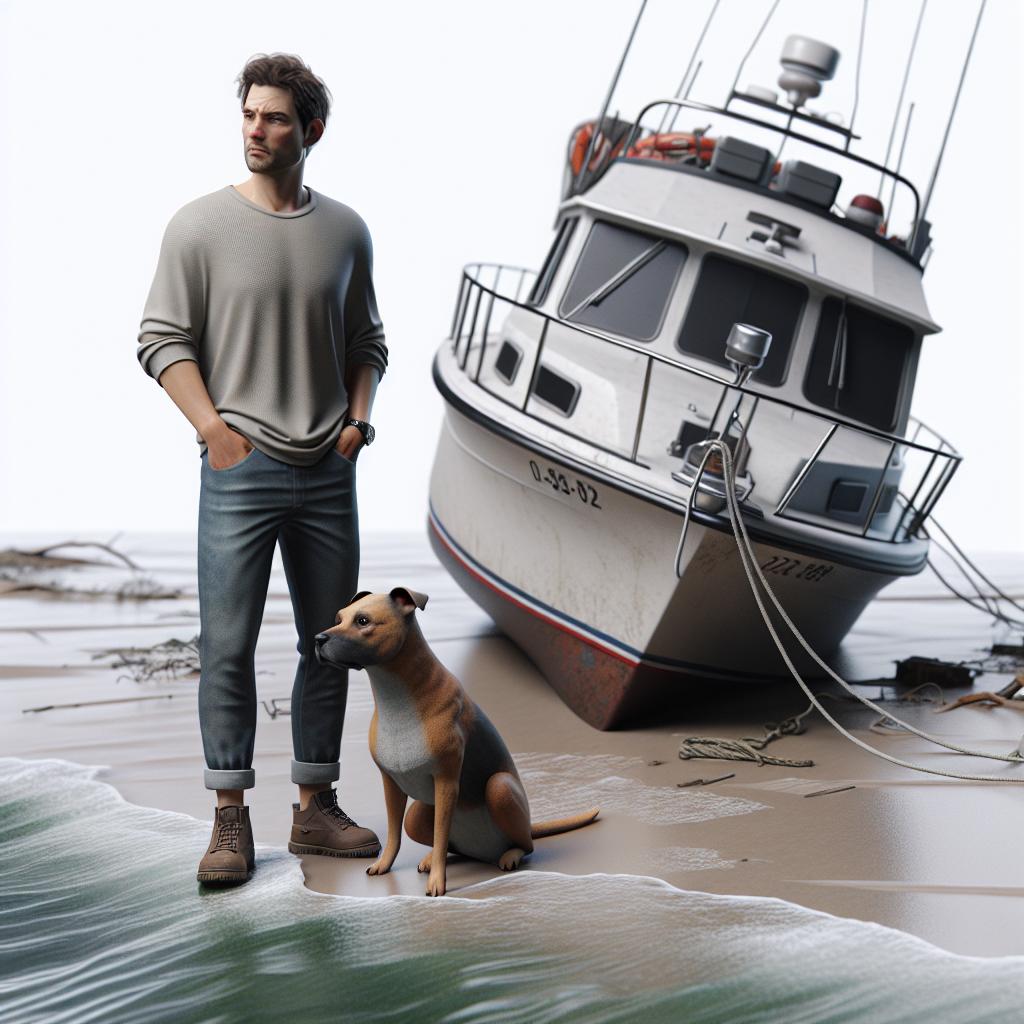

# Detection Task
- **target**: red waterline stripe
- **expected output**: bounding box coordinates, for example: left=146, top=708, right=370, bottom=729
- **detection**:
left=428, top=510, right=640, bottom=669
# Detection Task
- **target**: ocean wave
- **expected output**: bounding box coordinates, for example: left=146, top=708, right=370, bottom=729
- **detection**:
left=1, top=757, right=1022, bottom=1024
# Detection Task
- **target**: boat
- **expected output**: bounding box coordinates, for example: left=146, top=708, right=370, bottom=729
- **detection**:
left=427, top=2, right=979, bottom=729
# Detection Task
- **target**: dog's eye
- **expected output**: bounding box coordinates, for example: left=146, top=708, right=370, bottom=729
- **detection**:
left=355, top=615, right=370, bottom=627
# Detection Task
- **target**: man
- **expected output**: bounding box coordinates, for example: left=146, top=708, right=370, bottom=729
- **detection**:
left=137, top=53, right=387, bottom=885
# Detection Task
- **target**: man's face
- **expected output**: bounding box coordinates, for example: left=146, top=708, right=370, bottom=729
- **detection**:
left=241, top=84, right=313, bottom=174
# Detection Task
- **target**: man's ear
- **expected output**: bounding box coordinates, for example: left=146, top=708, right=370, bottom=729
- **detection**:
left=346, top=590, right=372, bottom=608
left=390, top=587, right=429, bottom=615
left=304, top=117, right=325, bottom=151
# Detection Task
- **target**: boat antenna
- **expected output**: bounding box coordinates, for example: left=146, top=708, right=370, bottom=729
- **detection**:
left=877, top=0, right=928, bottom=198
left=683, top=60, right=704, bottom=100
left=915, top=0, right=987, bottom=234
left=845, top=0, right=869, bottom=152
left=573, top=0, right=649, bottom=192
left=886, top=101, right=915, bottom=233
left=726, top=0, right=782, bottom=104
left=656, top=0, right=722, bottom=133
left=666, top=61, right=708, bottom=132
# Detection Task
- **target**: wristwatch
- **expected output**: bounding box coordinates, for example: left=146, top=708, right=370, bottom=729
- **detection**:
left=346, top=418, right=375, bottom=446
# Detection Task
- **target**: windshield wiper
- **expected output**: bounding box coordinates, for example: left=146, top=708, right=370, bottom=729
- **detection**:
left=826, top=299, right=849, bottom=401
left=564, top=241, right=667, bottom=320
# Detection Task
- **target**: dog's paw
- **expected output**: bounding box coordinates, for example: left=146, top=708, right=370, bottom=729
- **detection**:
left=417, top=852, right=432, bottom=873
left=498, top=848, right=525, bottom=871
left=366, top=857, right=392, bottom=876
left=425, top=871, right=447, bottom=897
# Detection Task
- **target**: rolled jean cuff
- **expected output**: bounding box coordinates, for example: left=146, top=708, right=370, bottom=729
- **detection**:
left=291, top=760, right=341, bottom=785
left=204, top=767, right=256, bottom=791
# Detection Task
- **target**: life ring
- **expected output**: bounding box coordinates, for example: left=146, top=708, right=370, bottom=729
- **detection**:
left=569, top=122, right=625, bottom=176
left=627, top=132, right=716, bottom=162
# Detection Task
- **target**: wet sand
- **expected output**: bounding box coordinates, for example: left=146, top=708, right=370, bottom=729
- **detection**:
left=3, top=530, right=1024, bottom=959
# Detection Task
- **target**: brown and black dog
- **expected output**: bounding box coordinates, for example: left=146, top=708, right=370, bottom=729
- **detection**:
left=314, top=587, right=599, bottom=896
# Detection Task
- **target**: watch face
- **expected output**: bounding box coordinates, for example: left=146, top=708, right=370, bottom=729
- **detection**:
left=364, top=424, right=375, bottom=445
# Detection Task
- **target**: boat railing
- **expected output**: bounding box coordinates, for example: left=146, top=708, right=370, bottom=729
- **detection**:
left=573, top=97, right=923, bottom=257
left=449, top=263, right=961, bottom=545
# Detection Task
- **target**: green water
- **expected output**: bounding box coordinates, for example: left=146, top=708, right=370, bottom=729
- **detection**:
left=1, top=758, right=1020, bottom=1023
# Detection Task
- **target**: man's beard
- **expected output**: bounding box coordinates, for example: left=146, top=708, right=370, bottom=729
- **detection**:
left=245, top=151, right=275, bottom=172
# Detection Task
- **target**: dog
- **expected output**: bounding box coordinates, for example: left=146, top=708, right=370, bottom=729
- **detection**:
left=313, top=587, right=600, bottom=896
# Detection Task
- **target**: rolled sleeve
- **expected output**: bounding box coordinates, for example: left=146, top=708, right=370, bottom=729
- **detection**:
left=137, top=214, right=204, bottom=387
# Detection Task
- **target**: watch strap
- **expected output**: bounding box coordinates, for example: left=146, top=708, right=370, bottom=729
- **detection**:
left=346, top=418, right=374, bottom=445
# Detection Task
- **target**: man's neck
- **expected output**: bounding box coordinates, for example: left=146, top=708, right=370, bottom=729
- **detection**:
left=233, top=173, right=310, bottom=213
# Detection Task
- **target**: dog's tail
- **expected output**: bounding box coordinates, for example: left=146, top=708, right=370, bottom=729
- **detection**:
left=530, top=806, right=600, bottom=839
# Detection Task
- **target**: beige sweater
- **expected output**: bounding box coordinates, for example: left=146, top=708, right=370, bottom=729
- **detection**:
left=137, top=185, right=387, bottom=466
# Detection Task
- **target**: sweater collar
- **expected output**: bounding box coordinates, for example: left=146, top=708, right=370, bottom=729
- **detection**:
left=225, top=185, right=319, bottom=218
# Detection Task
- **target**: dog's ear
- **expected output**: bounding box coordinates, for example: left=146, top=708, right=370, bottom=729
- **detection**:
left=390, top=587, right=429, bottom=615
left=345, top=590, right=373, bottom=608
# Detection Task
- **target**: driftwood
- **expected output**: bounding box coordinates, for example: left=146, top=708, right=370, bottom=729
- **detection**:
left=0, top=536, right=180, bottom=601
left=937, top=675, right=1024, bottom=713
left=0, top=536, right=139, bottom=570
left=23, top=694, right=178, bottom=714
left=0, top=576, right=180, bottom=600
left=92, top=636, right=200, bottom=683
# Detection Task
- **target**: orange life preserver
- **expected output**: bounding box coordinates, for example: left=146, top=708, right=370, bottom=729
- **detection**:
left=569, top=122, right=625, bottom=176
left=627, top=132, right=716, bottom=162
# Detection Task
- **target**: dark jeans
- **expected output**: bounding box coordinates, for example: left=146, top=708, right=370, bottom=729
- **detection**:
left=197, top=444, right=358, bottom=791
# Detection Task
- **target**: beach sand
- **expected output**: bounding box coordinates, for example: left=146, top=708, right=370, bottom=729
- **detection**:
left=3, top=530, right=1024, bottom=1021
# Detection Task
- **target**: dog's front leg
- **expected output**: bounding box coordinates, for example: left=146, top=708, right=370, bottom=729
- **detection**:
left=426, top=773, right=459, bottom=897
left=367, top=771, right=407, bottom=876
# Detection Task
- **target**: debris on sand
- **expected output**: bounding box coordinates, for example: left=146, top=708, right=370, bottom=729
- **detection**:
left=92, top=636, right=200, bottom=684
left=679, top=705, right=816, bottom=768
left=938, top=674, right=1024, bottom=713
left=0, top=538, right=140, bottom=570
left=23, top=694, right=180, bottom=714
left=0, top=536, right=182, bottom=601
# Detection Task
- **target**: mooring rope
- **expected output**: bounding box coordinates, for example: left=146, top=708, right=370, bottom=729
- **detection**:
left=676, top=439, right=1024, bottom=783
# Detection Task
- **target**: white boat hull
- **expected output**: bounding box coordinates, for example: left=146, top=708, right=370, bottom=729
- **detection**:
left=429, top=404, right=900, bottom=728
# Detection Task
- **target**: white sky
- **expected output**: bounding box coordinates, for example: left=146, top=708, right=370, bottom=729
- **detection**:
left=0, top=0, right=1021, bottom=553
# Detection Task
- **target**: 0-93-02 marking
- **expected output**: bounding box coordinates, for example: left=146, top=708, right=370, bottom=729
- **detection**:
left=759, top=555, right=834, bottom=582
left=529, top=459, right=602, bottom=509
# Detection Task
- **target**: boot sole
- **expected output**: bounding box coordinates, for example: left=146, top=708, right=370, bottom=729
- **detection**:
left=197, top=868, right=252, bottom=885
left=288, top=841, right=381, bottom=858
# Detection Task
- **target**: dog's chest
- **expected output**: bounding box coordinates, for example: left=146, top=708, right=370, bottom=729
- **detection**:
left=371, top=685, right=436, bottom=800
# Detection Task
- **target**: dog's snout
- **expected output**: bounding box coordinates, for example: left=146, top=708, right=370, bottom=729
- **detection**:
left=314, top=632, right=330, bottom=648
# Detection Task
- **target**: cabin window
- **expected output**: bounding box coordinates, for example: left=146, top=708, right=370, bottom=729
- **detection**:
left=804, top=297, right=914, bottom=430
left=531, top=364, right=581, bottom=416
left=527, top=217, right=578, bottom=306
left=676, top=255, right=806, bottom=385
left=558, top=221, right=688, bottom=341
left=494, top=340, right=523, bottom=384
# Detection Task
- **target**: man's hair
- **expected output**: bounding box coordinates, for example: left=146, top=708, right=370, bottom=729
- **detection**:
left=236, top=53, right=332, bottom=135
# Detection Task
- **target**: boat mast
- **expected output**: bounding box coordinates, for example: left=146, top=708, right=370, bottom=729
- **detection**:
left=877, top=0, right=928, bottom=198
left=572, top=0, right=649, bottom=192
left=845, top=0, right=870, bottom=152
left=657, top=0, right=722, bottom=133
left=886, top=101, right=915, bottom=231
left=913, top=0, right=987, bottom=248
left=726, top=0, right=782, bottom=105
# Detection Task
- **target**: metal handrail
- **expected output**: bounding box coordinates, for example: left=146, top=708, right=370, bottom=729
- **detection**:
left=448, top=263, right=961, bottom=544
left=574, top=96, right=924, bottom=257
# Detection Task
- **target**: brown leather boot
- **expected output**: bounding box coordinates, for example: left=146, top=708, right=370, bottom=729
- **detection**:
left=197, top=804, right=255, bottom=885
left=288, top=788, right=381, bottom=858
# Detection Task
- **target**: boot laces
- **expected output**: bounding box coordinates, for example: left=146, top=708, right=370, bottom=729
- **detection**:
left=324, top=802, right=357, bottom=830
left=213, top=820, right=242, bottom=851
